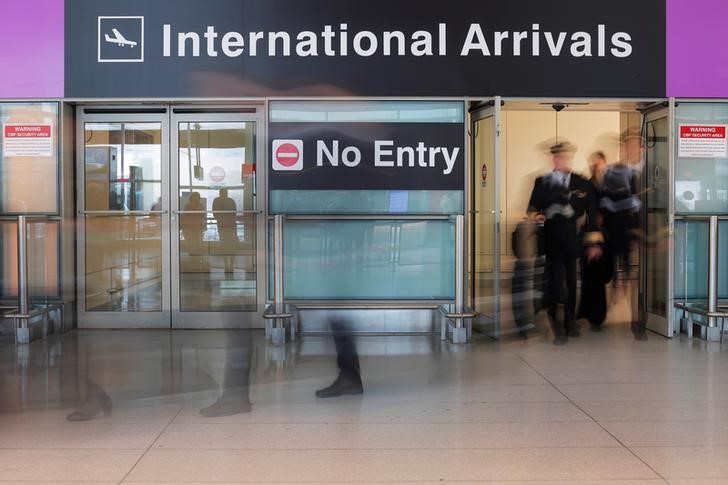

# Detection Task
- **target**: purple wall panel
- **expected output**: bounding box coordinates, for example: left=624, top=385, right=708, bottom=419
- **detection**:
left=668, top=0, right=728, bottom=97
left=0, top=0, right=64, bottom=98
left=1, top=0, right=727, bottom=98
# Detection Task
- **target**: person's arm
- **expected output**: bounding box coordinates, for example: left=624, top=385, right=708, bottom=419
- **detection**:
left=583, top=180, right=604, bottom=260
left=527, top=178, right=545, bottom=222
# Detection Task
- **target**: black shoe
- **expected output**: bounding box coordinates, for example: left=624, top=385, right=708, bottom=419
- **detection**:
left=632, top=322, right=648, bottom=341
left=66, top=392, right=112, bottom=422
left=589, top=324, right=603, bottom=332
left=200, top=399, right=251, bottom=417
left=569, top=329, right=581, bottom=338
left=518, top=329, right=528, bottom=340
left=315, top=376, right=363, bottom=398
left=633, top=331, right=648, bottom=341
left=553, top=335, right=568, bottom=346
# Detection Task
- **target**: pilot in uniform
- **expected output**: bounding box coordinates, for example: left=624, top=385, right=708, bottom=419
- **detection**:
left=527, top=141, right=603, bottom=345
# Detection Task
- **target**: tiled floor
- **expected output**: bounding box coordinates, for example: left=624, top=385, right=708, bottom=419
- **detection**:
left=1, top=317, right=727, bottom=484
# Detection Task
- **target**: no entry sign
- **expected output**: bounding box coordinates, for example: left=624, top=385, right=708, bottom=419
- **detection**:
left=209, top=165, right=226, bottom=182
left=272, top=140, right=303, bottom=171
left=678, top=124, right=728, bottom=158
left=2, top=124, right=53, bottom=157
left=268, top=122, right=464, bottom=191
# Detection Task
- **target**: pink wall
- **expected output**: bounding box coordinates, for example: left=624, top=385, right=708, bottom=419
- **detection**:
left=667, top=0, right=727, bottom=97
left=0, top=0, right=64, bottom=98
left=1, top=1, right=728, bottom=98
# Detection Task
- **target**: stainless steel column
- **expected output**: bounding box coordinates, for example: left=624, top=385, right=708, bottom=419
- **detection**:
left=272, top=214, right=285, bottom=344
left=452, top=214, right=468, bottom=343
left=455, top=214, right=464, bottom=312
left=708, top=215, right=719, bottom=330
left=16, top=216, right=30, bottom=344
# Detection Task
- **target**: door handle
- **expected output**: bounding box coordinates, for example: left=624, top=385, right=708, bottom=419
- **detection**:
left=79, top=210, right=168, bottom=215
left=173, top=210, right=261, bottom=215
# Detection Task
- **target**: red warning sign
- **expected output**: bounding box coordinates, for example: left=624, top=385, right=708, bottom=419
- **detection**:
left=4, top=125, right=51, bottom=138
left=2, top=123, right=53, bottom=157
left=679, top=124, right=728, bottom=158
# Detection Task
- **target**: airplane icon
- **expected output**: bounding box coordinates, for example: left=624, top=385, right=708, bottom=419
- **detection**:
left=104, top=28, right=137, bottom=47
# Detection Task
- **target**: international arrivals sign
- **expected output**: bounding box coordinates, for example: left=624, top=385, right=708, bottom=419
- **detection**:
left=155, top=23, right=634, bottom=60
left=65, top=0, right=665, bottom=98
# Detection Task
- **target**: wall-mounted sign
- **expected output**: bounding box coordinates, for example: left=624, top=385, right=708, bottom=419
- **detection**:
left=65, top=0, right=665, bottom=98
left=678, top=124, right=728, bottom=158
left=2, top=124, right=54, bottom=158
left=268, top=122, right=464, bottom=190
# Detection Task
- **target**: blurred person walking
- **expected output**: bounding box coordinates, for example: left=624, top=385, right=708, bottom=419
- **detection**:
left=577, top=151, right=613, bottom=332
left=602, top=128, right=646, bottom=340
left=527, top=140, right=603, bottom=345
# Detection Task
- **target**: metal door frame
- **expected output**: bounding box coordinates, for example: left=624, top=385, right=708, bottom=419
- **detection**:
left=76, top=106, right=172, bottom=328
left=169, top=108, right=266, bottom=328
left=469, top=97, right=502, bottom=336
left=642, top=101, right=675, bottom=337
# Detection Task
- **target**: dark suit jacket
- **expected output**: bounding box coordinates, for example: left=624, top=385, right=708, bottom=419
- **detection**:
left=527, top=172, right=601, bottom=258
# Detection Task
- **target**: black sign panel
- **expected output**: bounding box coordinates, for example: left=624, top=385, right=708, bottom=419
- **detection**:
left=268, top=123, right=464, bottom=190
left=65, top=0, right=666, bottom=98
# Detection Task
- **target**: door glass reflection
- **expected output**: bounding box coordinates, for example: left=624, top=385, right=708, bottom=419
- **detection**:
left=177, top=122, right=256, bottom=312
left=84, top=122, right=163, bottom=312
left=473, top=116, right=497, bottom=322
left=646, top=117, right=669, bottom=317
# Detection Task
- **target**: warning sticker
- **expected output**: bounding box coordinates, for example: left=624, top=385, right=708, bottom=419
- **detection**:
left=678, top=124, right=728, bottom=159
left=2, top=124, right=54, bottom=158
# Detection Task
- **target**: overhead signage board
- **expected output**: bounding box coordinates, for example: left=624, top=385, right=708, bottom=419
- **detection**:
left=65, top=0, right=666, bottom=98
left=678, top=124, right=728, bottom=158
left=268, top=122, right=464, bottom=190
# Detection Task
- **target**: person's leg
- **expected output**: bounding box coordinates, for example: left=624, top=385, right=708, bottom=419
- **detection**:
left=65, top=335, right=113, bottom=422
left=564, top=256, right=579, bottom=337
left=578, top=256, right=603, bottom=331
left=546, top=255, right=567, bottom=344
left=316, top=317, right=363, bottom=398
left=200, top=332, right=253, bottom=417
left=334, top=330, right=361, bottom=382
left=512, top=259, right=533, bottom=338
left=66, top=379, right=112, bottom=422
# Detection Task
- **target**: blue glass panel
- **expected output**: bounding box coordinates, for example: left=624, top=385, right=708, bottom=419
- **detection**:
left=269, top=190, right=463, bottom=215
left=270, top=101, right=463, bottom=124
left=282, top=220, right=455, bottom=300
left=674, top=220, right=709, bottom=300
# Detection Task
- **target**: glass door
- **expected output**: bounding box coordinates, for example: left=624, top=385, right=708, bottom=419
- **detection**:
left=643, top=108, right=674, bottom=336
left=471, top=101, right=501, bottom=336
left=77, top=110, right=171, bottom=328
left=170, top=112, right=264, bottom=328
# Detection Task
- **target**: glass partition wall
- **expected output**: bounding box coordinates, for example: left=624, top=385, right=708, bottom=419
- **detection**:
left=268, top=101, right=464, bottom=302
left=0, top=102, right=62, bottom=305
left=674, top=102, right=728, bottom=318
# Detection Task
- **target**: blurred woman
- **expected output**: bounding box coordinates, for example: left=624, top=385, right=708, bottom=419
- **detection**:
left=577, top=152, right=612, bottom=331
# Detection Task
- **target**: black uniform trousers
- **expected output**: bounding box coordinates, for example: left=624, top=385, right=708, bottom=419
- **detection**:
left=331, top=317, right=361, bottom=383
left=546, top=251, right=578, bottom=337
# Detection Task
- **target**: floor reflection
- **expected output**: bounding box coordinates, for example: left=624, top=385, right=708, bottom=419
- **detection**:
left=0, top=329, right=451, bottom=420
left=1, top=324, right=728, bottom=482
